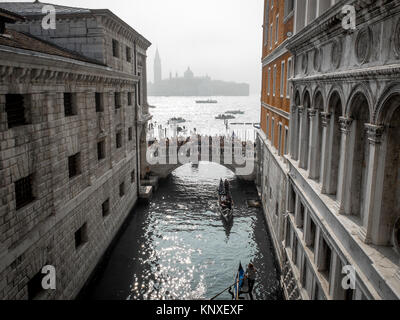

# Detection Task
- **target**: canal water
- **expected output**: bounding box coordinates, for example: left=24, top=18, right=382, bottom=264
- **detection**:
left=80, top=162, right=283, bottom=300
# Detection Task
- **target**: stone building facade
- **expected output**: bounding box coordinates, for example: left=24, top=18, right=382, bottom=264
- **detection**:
left=256, top=0, right=300, bottom=300
left=285, top=0, right=400, bottom=299
left=0, top=3, right=151, bottom=299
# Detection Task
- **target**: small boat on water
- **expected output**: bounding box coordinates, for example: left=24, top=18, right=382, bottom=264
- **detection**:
left=215, top=114, right=235, bottom=120
left=196, top=99, right=218, bottom=104
left=225, top=110, right=245, bottom=115
left=218, top=179, right=233, bottom=222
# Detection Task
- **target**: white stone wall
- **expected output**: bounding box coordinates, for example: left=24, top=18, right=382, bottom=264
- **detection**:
left=284, top=0, right=400, bottom=300
left=0, top=50, right=141, bottom=299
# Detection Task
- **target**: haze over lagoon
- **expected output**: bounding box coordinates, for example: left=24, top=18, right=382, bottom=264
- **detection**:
left=6, top=0, right=264, bottom=94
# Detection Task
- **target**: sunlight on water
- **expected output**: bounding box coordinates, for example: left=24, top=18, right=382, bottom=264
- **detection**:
left=82, top=163, right=282, bottom=301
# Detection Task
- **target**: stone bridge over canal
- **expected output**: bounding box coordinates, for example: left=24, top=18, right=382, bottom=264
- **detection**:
left=145, top=135, right=256, bottom=181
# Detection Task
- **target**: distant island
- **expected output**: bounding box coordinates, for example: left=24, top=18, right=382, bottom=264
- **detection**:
left=148, top=49, right=249, bottom=97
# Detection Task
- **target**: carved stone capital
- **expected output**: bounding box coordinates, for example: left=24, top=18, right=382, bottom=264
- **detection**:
left=365, top=124, right=384, bottom=145
left=339, top=117, right=353, bottom=134
left=308, top=109, right=317, bottom=119
left=320, top=112, right=331, bottom=127
left=298, top=106, right=304, bottom=114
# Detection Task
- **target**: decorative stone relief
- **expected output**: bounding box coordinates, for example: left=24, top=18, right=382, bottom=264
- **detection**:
left=339, top=117, right=354, bottom=134
left=331, top=39, right=342, bottom=69
left=321, top=112, right=331, bottom=127
left=313, top=48, right=322, bottom=72
left=365, top=124, right=384, bottom=144
left=355, top=27, right=372, bottom=64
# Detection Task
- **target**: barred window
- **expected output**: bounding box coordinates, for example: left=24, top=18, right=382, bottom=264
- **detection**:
left=68, top=153, right=80, bottom=178
left=126, top=46, right=132, bottom=62
left=95, top=93, right=103, bottom=112
left=102, top=199, right=110, bottom=217
left=97, top=140, right=106, bottom=161
left=128, top=92, right=132, bottom=106
left=6, top=94, right=28, bottom=128
left=15, top=175, right=34, bottom=210
left=119, top=182, right=125, bottom=197
left=64, top=93, right=77, bottom=116
left=112, top=39, right=119, bottom=58
left=115, top=92, right=121, bottom=109
left=128, top=127, right=133, bottom=141
left=116, top=131, right=122, bottom=149
left=27, top=270, right=44, bottom=300
left=75, top=223, right=88, bottom=249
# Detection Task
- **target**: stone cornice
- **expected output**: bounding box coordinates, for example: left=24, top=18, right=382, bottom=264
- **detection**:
left=261, top=102, right=290, bottom=120
left=0, top=49, right=139, bottom=86
left=291, top=63, right=400, bottom=84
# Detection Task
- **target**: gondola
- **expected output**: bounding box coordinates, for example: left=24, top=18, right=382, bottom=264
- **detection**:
left=218, top=179, right=233, bottom=222
left=231, top=263, right=250, bottom=300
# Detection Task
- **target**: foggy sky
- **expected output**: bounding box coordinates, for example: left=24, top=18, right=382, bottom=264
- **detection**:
left=7, top=0, right=264, bottom=94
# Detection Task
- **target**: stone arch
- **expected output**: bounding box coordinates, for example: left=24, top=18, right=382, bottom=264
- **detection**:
left=326, top=86, right=345, bottom=115
left=345, top=91, right=371, bottom=217
left=345, top=83, right=374, bottom=122
left=292, top=89, right=302, bottom=161
left=312, top=87, right=325, bottom=111
left=313, top=90, right=325, bottom=181
left=375, top=83, right=400, bottom=125
left=300, top=90, right=312, bottom=169
left=376, top=93, right=400, bottom=247
left=301, top=87, right=312, bottom=108
left=325, top=90, right=343, bottom=195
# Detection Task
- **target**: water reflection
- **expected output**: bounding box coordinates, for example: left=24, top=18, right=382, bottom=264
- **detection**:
left=81, top=162, right=282, bottom=300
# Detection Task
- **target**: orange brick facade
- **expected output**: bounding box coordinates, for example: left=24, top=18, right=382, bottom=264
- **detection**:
left=260, top=0, right=293, bottom=156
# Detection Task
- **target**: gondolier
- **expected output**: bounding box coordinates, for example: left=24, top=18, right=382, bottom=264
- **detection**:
left=245, top=263, right=257, bottom=299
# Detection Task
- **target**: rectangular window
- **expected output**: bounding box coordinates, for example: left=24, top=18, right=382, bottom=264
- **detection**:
left=278, top=122, right=283, bottom=155
left=64, top=93, right=77, bottom=116
left=119, top=182, right=125, bottom=197
left=27, top=270, right=45, bottom=300
left=275, top=15, right=279, bottom=43
left=281, top=61, right=286, bottom=98
left=287, top=58, right=293, bottom=99
left=102, top=199, right=110, bottom=218
left=268, top=67, right=271, bottom=96
left=126, top=46, right=131, bottom=62
left=115, top=92, right=121, bottom=109
left=284, top=126, right=289, bottom=155
left=5, top=94, right=28, bottom=128
left=116, top=131, right=122, bottom=149
left=128, top=127, right=133, bottom=141
left=112, top=39, right=119, bottom=58
left=97, top=140, right=106, bottom=161
left=273, top=65, right=277, bottom=96
left=299, top=202, right=305, bottom=229
left=309, top=218, right=316, bottom=251
left=95, top=92, right=103, bottom=112
left=128, top=92, right=132, bottom=106
left=68, top=153, right=80, bottom=179
left=271, top=118, right=275, bottom=145
left=266, top=114, right=270, bottom=139
left=270, top=24, right=273, bottom=49
left=131, top=170, right=136, bottom=183
left=75, top=223, right=88, bottom=249
left=15, top=175, right=34, bottom=210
